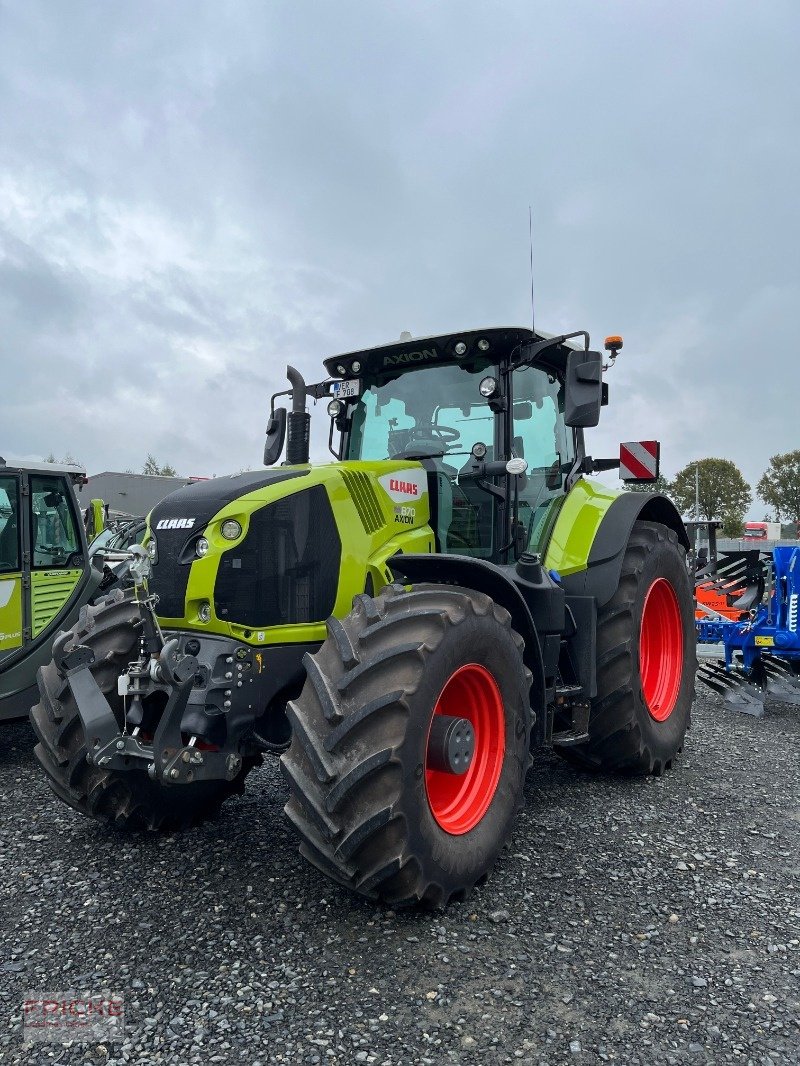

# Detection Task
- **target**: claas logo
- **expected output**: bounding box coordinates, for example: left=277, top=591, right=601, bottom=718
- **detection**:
left=389, top=479, right=419, bottom=497
left=155, top=517, right=196, bottom=530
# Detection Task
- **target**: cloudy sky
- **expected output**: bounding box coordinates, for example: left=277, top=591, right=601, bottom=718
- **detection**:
left=1, top=1, right=797, bottom=513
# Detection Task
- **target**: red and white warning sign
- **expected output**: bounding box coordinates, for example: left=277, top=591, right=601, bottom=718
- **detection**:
left=619, top=440, right=660, bottom=482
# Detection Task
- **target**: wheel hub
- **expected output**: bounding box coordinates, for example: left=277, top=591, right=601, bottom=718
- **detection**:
left=426, top=715, right=475, bottom=775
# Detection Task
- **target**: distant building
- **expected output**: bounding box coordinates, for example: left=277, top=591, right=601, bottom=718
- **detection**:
left=82, top=471, right=208, bottom=518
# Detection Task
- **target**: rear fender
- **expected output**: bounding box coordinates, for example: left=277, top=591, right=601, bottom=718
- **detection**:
left=556, top=490, right=689, bottom=607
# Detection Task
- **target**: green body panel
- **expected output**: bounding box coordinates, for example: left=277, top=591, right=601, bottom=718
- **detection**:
left=89, top=499, right=106, bottom=538
left=31, top=569, right=83, bottom=637
left=0, top=575, right=23, bottom=653
left=542, top=478, right=622, bottom=576
left=152, top=461, right=435, bottom=646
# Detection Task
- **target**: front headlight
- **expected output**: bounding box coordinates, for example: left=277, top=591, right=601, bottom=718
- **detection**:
left=198, top=601, right=211, bottom=623
left=146, top=537, right=158, bottom=562
left=196, top=536, right=210, bottom=558
left=221, top=519, right=242, bottom=541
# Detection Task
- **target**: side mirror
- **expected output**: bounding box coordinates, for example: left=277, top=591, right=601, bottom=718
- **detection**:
left=564, top=350, right=603, bottom=427
left=263, top=407, right=287, bottom=466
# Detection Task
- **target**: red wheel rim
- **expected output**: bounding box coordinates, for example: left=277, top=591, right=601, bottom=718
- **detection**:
left=639, top=577, right=684, bottom=721
left=425, top=664, right=505, bottom=835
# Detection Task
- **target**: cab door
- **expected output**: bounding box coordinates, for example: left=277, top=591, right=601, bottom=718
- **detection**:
left=28, top=474, right=84, bottom=638
left=0, top=475, right=24, bottom=661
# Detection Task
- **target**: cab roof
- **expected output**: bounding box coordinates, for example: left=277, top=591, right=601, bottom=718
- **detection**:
left=324, top=326, right=583, bottom=381
left=0, top=456, right=87, bottom=481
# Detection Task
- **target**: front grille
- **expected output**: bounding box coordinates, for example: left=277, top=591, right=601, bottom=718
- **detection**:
left=341, top=469, right=383, bottom=534
left=214, top=485, right=341, bottom=628
left=151, top=531, right=196, bottom=618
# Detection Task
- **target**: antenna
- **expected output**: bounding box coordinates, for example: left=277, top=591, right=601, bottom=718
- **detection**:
left=528, top=206, right=536, bottom=339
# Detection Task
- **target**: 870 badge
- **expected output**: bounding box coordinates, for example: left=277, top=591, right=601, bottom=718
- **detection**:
left=394, top=505, right=415, bottom=526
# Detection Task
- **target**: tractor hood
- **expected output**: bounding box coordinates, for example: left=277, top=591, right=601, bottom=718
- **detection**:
left=146, top=461, right=435, bottom=641
left=149, top=469, right=309, bottom=533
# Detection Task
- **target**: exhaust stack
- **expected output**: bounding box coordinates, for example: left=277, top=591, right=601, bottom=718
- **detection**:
left=285, top=365, right=311, bottom=465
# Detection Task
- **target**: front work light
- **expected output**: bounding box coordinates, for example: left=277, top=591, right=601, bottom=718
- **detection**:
left=327, top=399, right=343, bottom=418
left=479, top=375, right=499, bottom=399
left=454, top=341, right=467, bottom=356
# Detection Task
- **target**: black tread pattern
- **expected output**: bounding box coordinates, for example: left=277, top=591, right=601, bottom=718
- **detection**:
left=281, top=583, right=532, bottom=907
left=30, top=589, right=260, bottom=831
left=558, top=521, right=697, bottom=776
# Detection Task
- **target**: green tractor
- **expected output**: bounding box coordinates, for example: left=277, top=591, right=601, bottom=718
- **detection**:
left=30, top=327, right=696, bottom=906
left=1, top=458, right=105, bottom=722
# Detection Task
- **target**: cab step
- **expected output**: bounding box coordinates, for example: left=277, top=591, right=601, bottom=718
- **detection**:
left=551, top=692, right=590, bottom=747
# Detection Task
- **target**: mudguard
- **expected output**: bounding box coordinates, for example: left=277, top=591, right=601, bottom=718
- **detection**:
left=553, top=488, right=688, bottom=607
left=388, top=553, right=547, bottom=736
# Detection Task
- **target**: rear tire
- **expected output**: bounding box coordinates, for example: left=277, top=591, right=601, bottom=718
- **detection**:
left=557, top=521, right=696, bottom=775
left=30, top=589, right=260, bottom=830
left=281, top=583, right=532, bottom=907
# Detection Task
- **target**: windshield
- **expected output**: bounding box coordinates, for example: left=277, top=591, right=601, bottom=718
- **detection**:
left=347, top=362, right=496, bottom=461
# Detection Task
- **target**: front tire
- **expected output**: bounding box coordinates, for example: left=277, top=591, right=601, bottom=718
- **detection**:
left=281, top=584, right=532, bottom=907
left=557, top=521, right=696, bottom=775
left=30, top=589, right=260, bottom=830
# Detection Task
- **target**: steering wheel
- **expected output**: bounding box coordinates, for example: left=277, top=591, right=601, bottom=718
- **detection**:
left=409, top=424, right=460, bottom=445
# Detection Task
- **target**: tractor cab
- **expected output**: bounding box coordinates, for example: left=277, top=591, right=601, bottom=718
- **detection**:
left=327, top=328, right=581, bottom=563
left=265, top=327, right=617, bottom=565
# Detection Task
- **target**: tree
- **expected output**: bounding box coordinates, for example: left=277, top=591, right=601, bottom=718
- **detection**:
left=670, top=458, right=752, bottom=522
left=721, top=513, right=746, bottom=538
left=756, top=450, right=800, bottom=521
left=622, top=473, right=671, bottom=495
left=142, top=455, right=178, bottom=477
left=44, top=452, right=80, bottom=465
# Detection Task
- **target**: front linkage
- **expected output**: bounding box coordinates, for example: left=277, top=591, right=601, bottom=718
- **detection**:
left=58, top=550, right=243, bottom=787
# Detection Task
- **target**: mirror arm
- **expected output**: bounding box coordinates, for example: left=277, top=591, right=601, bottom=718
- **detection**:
left=508, top=330, right=590, bottom=371
left=577, top=456, right=620, bottom=475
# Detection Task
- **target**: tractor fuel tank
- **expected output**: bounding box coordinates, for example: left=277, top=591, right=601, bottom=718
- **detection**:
left=512, top=552, right=565, bottom=636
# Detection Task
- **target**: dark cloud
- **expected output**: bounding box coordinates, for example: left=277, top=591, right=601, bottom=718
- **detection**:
left=0, top=0, right=797, bottom=508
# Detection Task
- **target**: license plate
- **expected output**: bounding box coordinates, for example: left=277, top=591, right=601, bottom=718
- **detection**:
left=754, top=635, right=774, bottom=646
left=331, top=378, right=361, bottom=399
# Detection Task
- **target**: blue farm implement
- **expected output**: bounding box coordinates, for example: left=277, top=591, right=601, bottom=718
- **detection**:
left=697, top=545, right=800, bottom=715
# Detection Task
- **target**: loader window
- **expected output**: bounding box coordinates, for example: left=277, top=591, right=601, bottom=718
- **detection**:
left=30, top=476, right=81, bottom=569
left=0, top=477, right=20, bottom=573
left=512, top=367, right=573, bottom=552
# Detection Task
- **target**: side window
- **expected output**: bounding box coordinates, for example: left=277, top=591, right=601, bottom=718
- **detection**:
left=0, top=477, right=20, bottom=572
left=512, top=368, right=574, bottom=552
left=30, top=477, right=80, bottom=569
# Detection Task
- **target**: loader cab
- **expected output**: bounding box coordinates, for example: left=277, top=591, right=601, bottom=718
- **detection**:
left=0, top=458, right=97, bottom=719
left=325, top=327, right=582, bottom=564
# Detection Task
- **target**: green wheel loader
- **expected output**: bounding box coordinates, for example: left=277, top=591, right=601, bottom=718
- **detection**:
left=0, top=459, right=104, bottom=721
left=30, top=327, right=696, bottom=906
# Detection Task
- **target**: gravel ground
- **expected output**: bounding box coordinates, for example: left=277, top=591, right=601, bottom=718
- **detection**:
left=1, top=693, right=798, bottom=1065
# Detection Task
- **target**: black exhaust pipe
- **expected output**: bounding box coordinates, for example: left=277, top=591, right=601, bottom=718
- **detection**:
left=285, top=365, right=311, bottom=465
